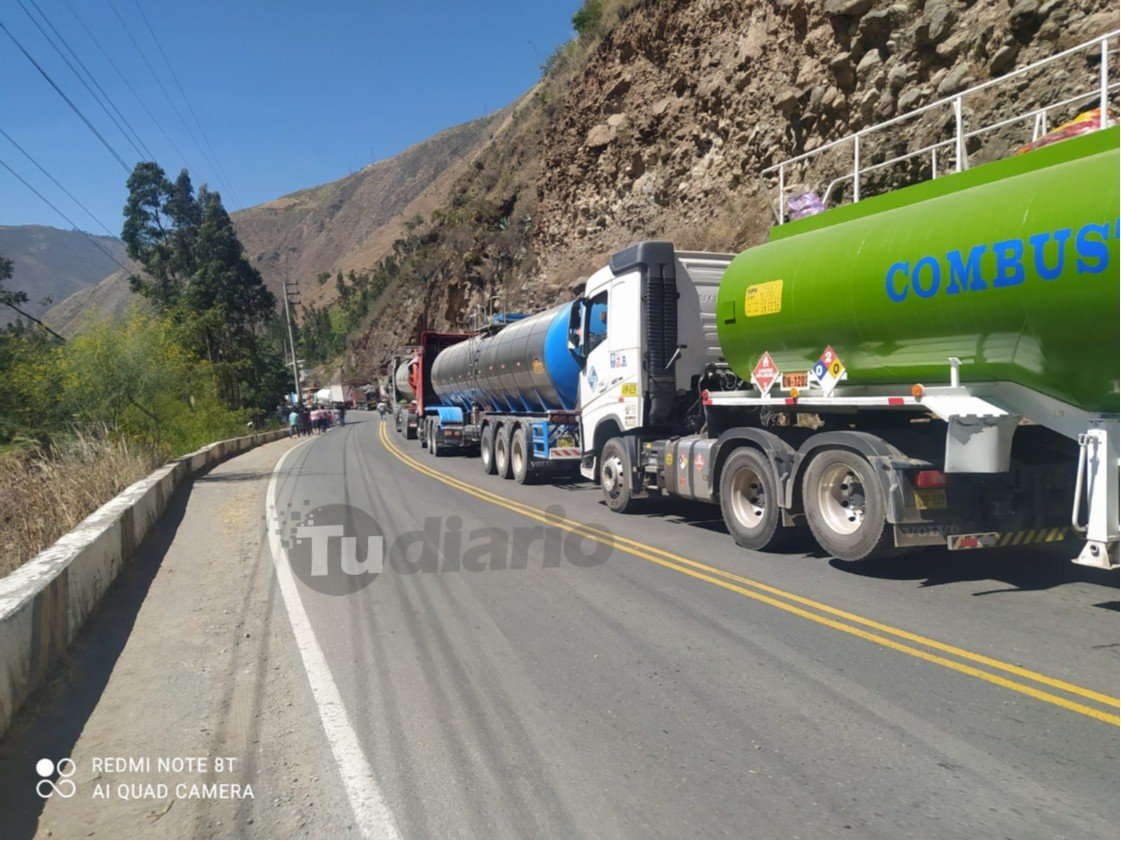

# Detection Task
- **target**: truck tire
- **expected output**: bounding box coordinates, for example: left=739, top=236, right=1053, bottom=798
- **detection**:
left=480, top=424, right=498, bottom=475
left=494, top=426, right=513, bottom=479
left=406, top=413, right=417, bottom=441
left=802, top=449, right=893, bottom=561
left=600, top=437, right=642, bottom=513
left=419, top=417, right=428, bottom=449
left=511, top=426, right=534, bottom=484
left=429, top=421, right=446, bottom=457
left=719, top=448, right=792, bottom=552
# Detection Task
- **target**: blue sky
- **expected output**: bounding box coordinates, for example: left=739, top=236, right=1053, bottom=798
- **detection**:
left=0, top=0, right=578, bottom=233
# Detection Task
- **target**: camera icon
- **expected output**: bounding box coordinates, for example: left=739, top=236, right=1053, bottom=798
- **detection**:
left=35, top=758, right=76, bottom=799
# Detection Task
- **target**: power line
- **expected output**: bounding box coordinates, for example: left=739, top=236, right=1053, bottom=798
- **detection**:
left=61, top=0, right=193, bottom=171
left=130, top=0, right=243, bottom=207
left=105, top=0, right=226, bottom=196
left=0, top=19, right=131, bottom=174
left=24, top=0, right=155, bottom=161
left=15, top=0, right=146, bottom=163
left=0, top=127, right=119, bottom=240
left=0, top=156, right=130, bottom=274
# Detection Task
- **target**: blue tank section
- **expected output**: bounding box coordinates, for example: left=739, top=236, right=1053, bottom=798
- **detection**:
left=430, top=302, right=581, bottom=414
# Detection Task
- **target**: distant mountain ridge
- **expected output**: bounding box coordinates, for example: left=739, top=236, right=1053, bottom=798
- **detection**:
left=0, top=225, right=128, bottom=327
left=43, top=111, right=505, bottom=333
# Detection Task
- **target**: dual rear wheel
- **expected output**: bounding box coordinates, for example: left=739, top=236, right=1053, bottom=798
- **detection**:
left=719, top=446, right=892, bottom=561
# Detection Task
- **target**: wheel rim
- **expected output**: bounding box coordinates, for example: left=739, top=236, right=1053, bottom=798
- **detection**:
left=481, top=434, right=492, bottom=467
left=601, top=455, right=625, bottom=500
left=815, top=462, right=867, bottom=535
left=496, top=437, right=507, bottom=472
left=512, top=437, right=524, bottom=476
left=729, top=465, right=766, bottom=529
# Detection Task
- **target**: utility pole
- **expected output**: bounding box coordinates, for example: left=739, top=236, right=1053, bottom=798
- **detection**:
left=282, top=273, right=302, bottom=405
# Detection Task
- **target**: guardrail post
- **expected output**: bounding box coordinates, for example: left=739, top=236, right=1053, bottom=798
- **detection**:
left=954, top=96, right=965, bottom=172
left=1100, top=37, right=1109, bottom=129
left=931, top=147, right=937, bottom=179
left=853, top=133, right=861, bottom=202
left=777, top=163, right=785, bottom=224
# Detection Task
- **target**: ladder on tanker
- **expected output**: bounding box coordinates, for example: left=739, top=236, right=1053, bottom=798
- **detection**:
left=763, top=30, right=1120, bottom=224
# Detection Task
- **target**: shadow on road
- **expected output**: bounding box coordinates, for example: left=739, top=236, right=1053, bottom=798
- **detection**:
left=829, top=543, right=1119, bottom=594
left=0, top=477, right=193, bottom=838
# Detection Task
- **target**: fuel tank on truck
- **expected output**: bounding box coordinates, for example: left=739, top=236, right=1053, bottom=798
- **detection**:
left=394, top=358, right=416, bottom=401
left=430, top=302, right=580, bottom=413
left=717, top=128, right=1120, bottom=413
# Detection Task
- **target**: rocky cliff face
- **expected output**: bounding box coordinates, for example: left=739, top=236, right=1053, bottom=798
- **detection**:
left=346, top=0, right=1116, bottom=380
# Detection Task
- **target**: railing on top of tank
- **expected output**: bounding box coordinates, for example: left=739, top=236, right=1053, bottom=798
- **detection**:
left=762, top=29, right=1121, bottom=225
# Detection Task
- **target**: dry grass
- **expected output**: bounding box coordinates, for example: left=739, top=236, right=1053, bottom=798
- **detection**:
left=0, top=431, right=160, bottom=577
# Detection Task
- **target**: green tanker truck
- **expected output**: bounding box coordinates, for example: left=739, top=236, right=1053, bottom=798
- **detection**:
left=560, top=36, right=1119, bottom=567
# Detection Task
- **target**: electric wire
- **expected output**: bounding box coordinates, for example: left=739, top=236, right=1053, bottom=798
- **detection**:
left=0, top=156, right=130, bottom=273
left=0, top=19, right=131, bottom=173
left=60, top=0, right=193, bottom=171
left=0, top=127, right=119, bottom=240
left=24, top=0, right=156, bottom=161
left=105, top=0, right=226, bottom=195
left=15, top=0, right=146, bottom=163
left=130, top=0, right=243, bottom=207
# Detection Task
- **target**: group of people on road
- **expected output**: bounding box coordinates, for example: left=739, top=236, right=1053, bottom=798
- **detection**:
left=287, top=404, right=346, bottom=437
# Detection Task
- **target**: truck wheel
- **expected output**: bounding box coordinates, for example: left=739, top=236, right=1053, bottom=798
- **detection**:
left=720, top=448, right=791, bottom=551
left=429, top=422, right=444, bottom=457
left=494, top=427, right=513, bottom=479
left=419, top=418, right=428, bottom=448
left=480, top=424, right=498, bottom=475
left=511, top=427, right=534, bottom=484
left=600, top=437, right=642, bottom=513
left=802, top=449, right=892, bottom=561
left=406, top=414, right=417, bottom=441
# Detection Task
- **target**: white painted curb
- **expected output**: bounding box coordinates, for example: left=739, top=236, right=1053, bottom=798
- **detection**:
left=0, top=428, right=288, bottom=734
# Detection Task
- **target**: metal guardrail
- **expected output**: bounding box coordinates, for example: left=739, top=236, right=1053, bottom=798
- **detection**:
left=763, top=30, right=1120, bottom=224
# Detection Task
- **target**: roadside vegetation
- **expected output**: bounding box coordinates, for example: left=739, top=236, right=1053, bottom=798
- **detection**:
left=0, top=164, right=289, bottom=574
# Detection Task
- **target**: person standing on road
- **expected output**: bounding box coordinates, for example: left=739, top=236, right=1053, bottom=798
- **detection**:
left=288, top=407, right=299, bottom=437
left=339, top=404, right=347, bottom=426
left=377, top=401, right=387, bottom=420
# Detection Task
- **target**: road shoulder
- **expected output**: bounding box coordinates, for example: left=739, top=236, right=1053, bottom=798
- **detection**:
left=0, top=436, right=356, bottom=839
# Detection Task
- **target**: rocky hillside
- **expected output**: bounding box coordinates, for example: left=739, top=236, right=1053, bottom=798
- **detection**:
left=232, top=112, right=506, bottom=309
left=345, top=0, right=1116, bottom=377
left=0, top=226, right=128, bottom=327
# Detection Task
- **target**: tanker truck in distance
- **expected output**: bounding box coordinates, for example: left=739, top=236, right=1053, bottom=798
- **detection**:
left=418, top=308, right=584, bottom=481
left=386, top=354, right=419, bottom=439
left=564, top=99, right=1118, bottom=564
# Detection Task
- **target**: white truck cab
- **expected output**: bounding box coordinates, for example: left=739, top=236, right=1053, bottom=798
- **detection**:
left=568, top=241, right=733, bottom=484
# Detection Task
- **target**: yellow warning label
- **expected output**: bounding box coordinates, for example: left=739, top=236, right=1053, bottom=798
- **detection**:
left=744, top=280, right=783, bottom=317
left=532, top=358, right=545, bottom=374
left=621, top=382, right=638, bottom=397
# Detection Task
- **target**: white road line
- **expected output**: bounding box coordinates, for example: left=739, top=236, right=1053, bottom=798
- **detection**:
left=266, top=440, right=400, bottom=839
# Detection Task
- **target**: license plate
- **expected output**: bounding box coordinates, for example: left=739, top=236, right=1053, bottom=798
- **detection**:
left=947, top=532, right=999, bottom=551
left=915, top=489, right=947, bottom=510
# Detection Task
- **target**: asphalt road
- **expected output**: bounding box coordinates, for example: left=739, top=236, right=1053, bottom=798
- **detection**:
left=270, top=410, right=1119, bottom=838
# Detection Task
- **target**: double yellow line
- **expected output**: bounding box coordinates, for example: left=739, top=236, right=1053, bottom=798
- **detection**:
left=378, top=423, right=1120, bottom=726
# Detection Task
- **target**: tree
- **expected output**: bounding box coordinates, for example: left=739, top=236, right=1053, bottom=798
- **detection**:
left=122, top=163, right=285, bottom=412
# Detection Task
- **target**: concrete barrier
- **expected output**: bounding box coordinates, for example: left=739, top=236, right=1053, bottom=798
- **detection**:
left=0, top=428, right=289, bottom=735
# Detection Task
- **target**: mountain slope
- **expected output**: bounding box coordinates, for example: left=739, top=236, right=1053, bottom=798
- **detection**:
left=344, top=0, right=1118, bottom=377
left=44, top=112, right=505, bottom=331
left=0, top=226, right=127, bottom=326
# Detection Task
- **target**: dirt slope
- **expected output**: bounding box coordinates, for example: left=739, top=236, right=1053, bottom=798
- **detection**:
left=345, top=0, right=1118, bottom=378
